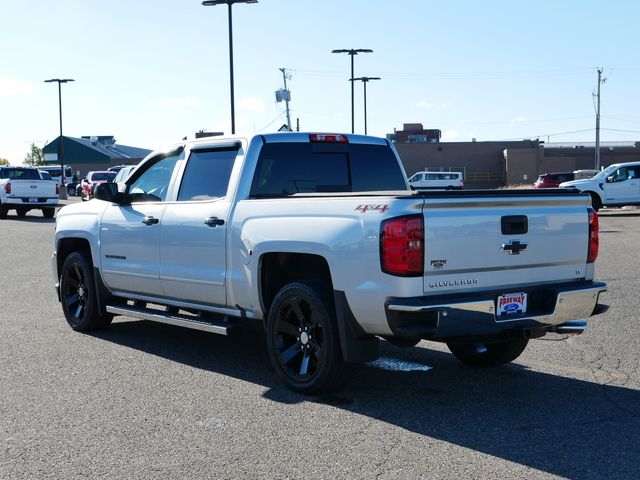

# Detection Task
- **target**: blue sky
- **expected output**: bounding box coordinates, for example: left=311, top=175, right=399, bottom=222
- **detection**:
left=1, top=0, right=639, bottom=164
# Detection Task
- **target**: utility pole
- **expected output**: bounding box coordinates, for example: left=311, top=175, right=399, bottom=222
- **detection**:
left=594, top=68, right=606, bottom=170
left=278, top=67, right=292, bottom=131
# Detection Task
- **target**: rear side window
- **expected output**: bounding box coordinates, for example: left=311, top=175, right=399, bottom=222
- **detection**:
left=250, top=142, right=406, bottom=197
left=0, top=168, right=41, bottom=180
left=178, top=148, right=237, bottom=201
left=549, top=173, right=574, bottom=183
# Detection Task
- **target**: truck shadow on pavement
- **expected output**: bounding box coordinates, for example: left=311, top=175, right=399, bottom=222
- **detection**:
left=1, top=215, right=56, bottom=223
left=93, top=319, right=640, bottom=480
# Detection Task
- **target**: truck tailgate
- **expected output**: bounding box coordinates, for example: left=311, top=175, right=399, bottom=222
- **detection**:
left=422, top=192, right=591, bottom=296
left=8, top=180, right=57, bottom=199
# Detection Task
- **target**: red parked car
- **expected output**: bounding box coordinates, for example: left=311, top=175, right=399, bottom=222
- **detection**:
left=533, top=172, right=575, bottom=189
left=81, top=171, right=116, bottom=201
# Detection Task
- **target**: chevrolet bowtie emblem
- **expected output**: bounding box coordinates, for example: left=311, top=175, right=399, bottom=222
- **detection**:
left=501, top=240, right=527, bottom=255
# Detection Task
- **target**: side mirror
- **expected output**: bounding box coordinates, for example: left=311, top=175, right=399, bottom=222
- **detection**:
left=606, top=175, right=615, bottom=183
left=94, top=182, right=127, bottom=204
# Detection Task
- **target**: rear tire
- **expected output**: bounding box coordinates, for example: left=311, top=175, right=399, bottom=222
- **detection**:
left=0, top=204, right=8, bottom=219
left=60, top=251, right=112, bottom=331
left=446, top=338, right=529, bottom=367
left=266, top=282, right=350, bottom=394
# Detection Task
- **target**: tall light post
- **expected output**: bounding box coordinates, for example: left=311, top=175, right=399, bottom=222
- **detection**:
left=44, top=78, right=74, bottom=199
left=351, top=76, right=380, bottom=135
left=202, top=0, right=257, bottom=135
left=332, top=49, right=373, bottom=134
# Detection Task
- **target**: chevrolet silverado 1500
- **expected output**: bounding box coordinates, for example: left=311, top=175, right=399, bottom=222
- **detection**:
left=52, top=133, right=607, bottom=393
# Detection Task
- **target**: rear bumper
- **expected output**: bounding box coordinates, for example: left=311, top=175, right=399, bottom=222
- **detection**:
left=4, top=197, right=59, bottom=207
left=384, top=281, right=607, bottom=341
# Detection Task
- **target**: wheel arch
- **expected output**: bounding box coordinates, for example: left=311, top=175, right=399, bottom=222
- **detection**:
left=56, top=237, right=93, bottom=278
left=258, top=252, right=334, bottom=316
left=258, top=252, right=379, bottom=364
left=585, top=190, right=603, bottom=209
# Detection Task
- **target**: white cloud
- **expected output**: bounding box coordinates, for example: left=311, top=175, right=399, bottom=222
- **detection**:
left=147, top=97, right=196, bottom=107
left=441, top=129, right=461, bottom=141
left=511, top=116, right=527, bottom=123
left=237, top=97, right=265, bottom=113
left=417, top=100, right=435, bottom=109
left=0, top=76, right=36, bottom=97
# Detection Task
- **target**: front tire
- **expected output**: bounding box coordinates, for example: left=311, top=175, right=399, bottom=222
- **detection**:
left=588, top=192, right=602, bottom=211
left=266, top=282, right=350, bottom=394
left=16, top=207, right=27, bottom=217
left=60, top=252, right=112, bottom=331
left=42, top=208, right=55, bottom=219
left=446, top=338, right=529, bottom=367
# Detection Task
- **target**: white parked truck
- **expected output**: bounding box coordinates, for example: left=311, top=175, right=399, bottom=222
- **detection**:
left=52, top=133, right=607, bottom=393
left=0, top=166, right=59, bottom=218
left=560, top=161, right=640, bottom=211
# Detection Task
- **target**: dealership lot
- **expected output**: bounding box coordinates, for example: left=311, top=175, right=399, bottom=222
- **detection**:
left=1, top=209, right=639, bottom=479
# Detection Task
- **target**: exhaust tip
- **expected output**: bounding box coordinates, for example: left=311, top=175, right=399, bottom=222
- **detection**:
left=550, top=320, right=588, bottom=335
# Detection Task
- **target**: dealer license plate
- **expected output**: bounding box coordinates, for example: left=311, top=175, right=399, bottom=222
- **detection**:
left=497, top=292, right=527, bottom=316
left=29, top=197, right=38, bottom=203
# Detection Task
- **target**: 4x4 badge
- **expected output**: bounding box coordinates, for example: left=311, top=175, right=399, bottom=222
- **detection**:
left=501, top=240, right=527, bottom=255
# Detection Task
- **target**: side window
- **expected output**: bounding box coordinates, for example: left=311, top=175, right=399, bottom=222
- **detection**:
left=627, top=167, right=639, bottom=179
left=612, top=167, right=629, bottom=182
left=178, top=149, right=237, bottom=201
left=129, top=152, right=182, bottom=203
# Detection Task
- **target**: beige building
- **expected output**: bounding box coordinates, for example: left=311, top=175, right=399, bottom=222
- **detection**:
left=388, top=124, right=640, bottom=188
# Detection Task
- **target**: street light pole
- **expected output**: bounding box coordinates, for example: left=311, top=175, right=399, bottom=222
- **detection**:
left=44, top=78, right=74, bottom=199
left=202, top=0, right=258, bottom=135
left=332, top=49, right=373, bottom=134
left=352, top=76, right=381, bottom=135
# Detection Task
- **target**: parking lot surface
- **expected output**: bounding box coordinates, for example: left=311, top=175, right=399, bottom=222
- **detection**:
left=1, top=208, right=639, bottom=479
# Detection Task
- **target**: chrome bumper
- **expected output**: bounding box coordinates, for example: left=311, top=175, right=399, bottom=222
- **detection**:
left=385, top=281, right=607, bottom=340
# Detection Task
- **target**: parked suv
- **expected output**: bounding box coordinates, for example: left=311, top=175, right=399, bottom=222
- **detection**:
left=534, top=172, right=575, bottom=189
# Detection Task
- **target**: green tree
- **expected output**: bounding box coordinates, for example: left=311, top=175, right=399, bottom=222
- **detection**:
left=24, top=143, right=45, bottom=166
left=0, top=158, right=9, bottom=166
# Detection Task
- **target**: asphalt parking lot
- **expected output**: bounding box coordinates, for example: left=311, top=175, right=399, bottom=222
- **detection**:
left=1, top=207, right=639, bottom=480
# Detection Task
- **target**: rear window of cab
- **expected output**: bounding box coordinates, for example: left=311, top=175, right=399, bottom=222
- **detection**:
left=250, top=142, right=407, bottom=197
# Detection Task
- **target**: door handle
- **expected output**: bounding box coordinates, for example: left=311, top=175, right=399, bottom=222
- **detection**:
left=142, top=216, right=159, bottom=225
left=204, top=216, right=225, bottom=227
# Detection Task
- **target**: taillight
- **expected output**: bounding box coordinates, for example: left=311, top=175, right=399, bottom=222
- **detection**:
left=309, top=133, right=349, bottom=143
left=4, top=182, right=10, bottom=194
left=587, top=208, right=599, bottom=263
left=380, top=214, right=424, bottom=276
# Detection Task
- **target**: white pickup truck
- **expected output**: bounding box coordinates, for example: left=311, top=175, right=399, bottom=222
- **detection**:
left=0, top=166, right=59, bottom=218
left=52, top=133, right=607, bottom=393
left=560, top=161, right=640, bottom=210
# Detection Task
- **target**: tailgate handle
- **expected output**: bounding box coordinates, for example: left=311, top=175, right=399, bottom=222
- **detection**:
left=501, top=215, right=528, bottom=235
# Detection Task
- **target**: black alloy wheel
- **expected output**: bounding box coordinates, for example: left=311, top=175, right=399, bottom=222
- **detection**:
left=266, top=282, right=349, bottom=394
left=60, top=252, right=111, bottom=331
